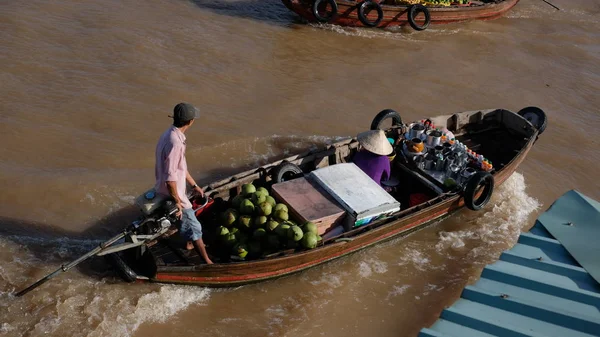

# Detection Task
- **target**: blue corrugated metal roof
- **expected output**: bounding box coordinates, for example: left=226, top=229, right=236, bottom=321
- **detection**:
left=419, top=190, right=600, bottom=337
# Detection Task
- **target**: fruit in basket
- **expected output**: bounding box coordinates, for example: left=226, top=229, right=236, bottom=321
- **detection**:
left=222, top=233, right=237, bottom=248
left=258, top=202, right=272, bottom=216
left=301, top=232, right=318, bottom=249
left=276, top=223, right=291, bottom=238
left=254, top=215, right=268, bottom=227
left=288, top=225, right=304, bottom=242
left=286, top=240, right=298, bottom=249
left=274, top=203, right=288, bottom=213
left=231, top=195, right=244, bottom=209
left=238, top=215, right=253, bottom=230
left=233, top=243, right=248, bottom=259
left=302, top=222, right=318, bottom=235
left=217, top=226, right=230, bottom=236
left=242, top=183, right=256, bottom=196
left=248, top=241, right=261, bottom=256
left=253, top=228, right=267, bottom=239
left=252, top=192, right=266, bottom=205
left=267, top=220, right=279, bottom=232
left=240, top=199, right=255, bottom=215
left=236, top=230, right=249, bottom=244
left=266, top=196, right=276, bottom=208
left=221, top=209, right=238, bottom=227
left=266, top=235, right=280, bottom=250
left=273, top=209, right=289, bottom=222
left=257, top=187, right=269, bottom=196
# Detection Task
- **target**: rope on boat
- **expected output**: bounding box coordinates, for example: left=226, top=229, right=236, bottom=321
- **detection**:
left=541, top=0, right=560, bottom=10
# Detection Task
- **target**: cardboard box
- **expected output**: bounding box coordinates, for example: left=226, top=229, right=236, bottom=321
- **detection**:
left=271, top=177, right=346, bottom=235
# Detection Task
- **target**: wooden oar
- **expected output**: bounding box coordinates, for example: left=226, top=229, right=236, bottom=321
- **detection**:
left=14, top=230, right=129, bottom=297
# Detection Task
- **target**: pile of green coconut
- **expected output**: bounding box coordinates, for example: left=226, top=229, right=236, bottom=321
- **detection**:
left=215, top=183, right=322, bottom=260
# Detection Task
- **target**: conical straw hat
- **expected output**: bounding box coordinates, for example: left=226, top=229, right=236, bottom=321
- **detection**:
left=357, top=129, right=393, bottom=156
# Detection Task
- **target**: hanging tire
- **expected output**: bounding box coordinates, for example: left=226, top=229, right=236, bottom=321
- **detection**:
left=463, top=171, right=494, bottom=211
left=518, top=106, right=547, bottom=135
left=407, top=4, right=431, bottom=31
left=358, top=1, right=384, bottom=27
left=313, top=0, right=338, bottom=23
left=272, top=162, right=303, bottom=183
left=105, top=253, right=137, bottom=283
left=370, top=109, right=403, bottom=130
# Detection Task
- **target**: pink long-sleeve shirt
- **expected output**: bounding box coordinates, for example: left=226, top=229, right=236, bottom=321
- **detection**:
left=154, top=126, right=192, bottom=209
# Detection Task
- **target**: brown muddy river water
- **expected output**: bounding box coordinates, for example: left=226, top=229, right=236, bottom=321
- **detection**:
left=0, top=0, right=599, bottom=336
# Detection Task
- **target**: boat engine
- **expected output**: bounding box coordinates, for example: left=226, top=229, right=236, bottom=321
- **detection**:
left=129, top=189, right=180, bottom=235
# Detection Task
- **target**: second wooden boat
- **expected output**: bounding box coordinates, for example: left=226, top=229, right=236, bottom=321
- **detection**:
left=281, top=0, right=520, bottom=30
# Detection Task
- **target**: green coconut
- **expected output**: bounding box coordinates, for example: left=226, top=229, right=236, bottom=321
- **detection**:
left=257, top=187, right=269, bottom=197
left=229, top=227, right=239, bottom=235
left=266, top=196, right=276, bottom=208
left=266, top=235, right=280, bottom=250
left=233, top=243, right=248, bottom=259
left=253, top=228, right=267, bottom=239
left=231, top=195, right=244, bottom=209
left=302, top=222, right=318, bottom=235
left=301, top=232, right=318, bottom=249
left=274, top=203, right=288, bottom=213
left=220, top=209, right=238, bottom=227
left=248, top=240, right=261, bottom=256
left=258, top=202, right=272, bottom=217
left=242, top=183, right=256, bottom=196
left=267, top=220, right=279, bottom=232
left=251, top=192, right=267, bottom=205
left=276, top=223, right=291, bottom=238
left=286, top=240, right=298, bottom=249
left=239, top=199, right=255, bottom=215
left=288, top=225, right=304, bottom=242
left=254, top=215, right=268, bottom=227
left=273, top=209, right=289, bottom=222
left=222, top=233, right=237, bottom=248
left=238, top=215, right=253, bottom=230
left=216, top=226, right=229, bottom=236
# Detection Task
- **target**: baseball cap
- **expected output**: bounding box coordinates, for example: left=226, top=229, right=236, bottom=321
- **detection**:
left=169, top=102, right=200, bottom=121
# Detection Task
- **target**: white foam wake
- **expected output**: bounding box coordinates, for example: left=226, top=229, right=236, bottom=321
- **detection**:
left=435, top=172, right=540, bottom=260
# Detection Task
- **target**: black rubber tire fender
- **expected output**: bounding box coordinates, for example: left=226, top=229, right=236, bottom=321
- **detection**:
left=370, top=109, right=403, bottom=130
left=408, top=4, right=431, bottom=31
left=463, top=171, right=494, bottom=211
left=272, top=162, right=304, bottom=183
left=518, top=106, right=547, bottom=135
left=105, top=253, right=137, bottom=283
left=358, top=1, right=384, bottom=27
left=313, top=0, right=338, bottom=23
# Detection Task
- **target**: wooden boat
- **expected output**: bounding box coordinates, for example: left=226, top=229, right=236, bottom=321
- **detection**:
left=13, top=106, right=547, bottom=296
left=92, top=106, right=544, bottom=288
left=281, top=0, right=520, bottom=30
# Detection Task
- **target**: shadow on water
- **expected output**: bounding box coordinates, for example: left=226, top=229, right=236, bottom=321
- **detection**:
left=187, top=0, right=302, bottom=26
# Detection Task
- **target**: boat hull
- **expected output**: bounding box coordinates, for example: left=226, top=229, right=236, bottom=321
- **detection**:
left=281, top=0, right=520, bottom=28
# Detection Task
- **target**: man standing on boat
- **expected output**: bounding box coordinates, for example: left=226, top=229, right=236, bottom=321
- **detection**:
left=154, top=102, right=213, bottom=265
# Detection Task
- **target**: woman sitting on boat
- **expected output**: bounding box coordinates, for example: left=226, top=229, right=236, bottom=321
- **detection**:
left=353, top=129, right=393, bottom=186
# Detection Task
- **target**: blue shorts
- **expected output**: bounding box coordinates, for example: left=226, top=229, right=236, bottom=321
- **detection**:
left=179, top=208, right=203, bottom=241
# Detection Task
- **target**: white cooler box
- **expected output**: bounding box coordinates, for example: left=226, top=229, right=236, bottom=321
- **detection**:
left=307, top=163, right=401, bottom=230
